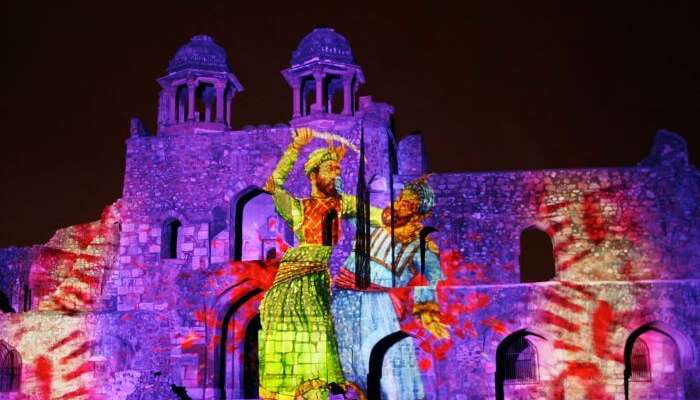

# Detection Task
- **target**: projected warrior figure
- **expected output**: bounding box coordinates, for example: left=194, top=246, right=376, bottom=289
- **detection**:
left=332, top=177, right=449, bottom=400
left=259, top=127, right=380, bottom=400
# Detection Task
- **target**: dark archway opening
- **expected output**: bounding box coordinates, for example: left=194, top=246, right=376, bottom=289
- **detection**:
left=243, top=314, right=261, bottom=399
left=367, top=331, right=410, bottom=400
left=216, top=289, right=262, bottom=400
left=323, top=209, right=338, bottom=246
left=495, top=330, right=541, bottom=400
left=519, top=226, right=555, bottom=282
left=0, top=291, right=15, bottom=313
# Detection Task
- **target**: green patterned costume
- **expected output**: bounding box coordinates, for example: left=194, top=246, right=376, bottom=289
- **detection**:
left=259, top=142, right=380, bottom=399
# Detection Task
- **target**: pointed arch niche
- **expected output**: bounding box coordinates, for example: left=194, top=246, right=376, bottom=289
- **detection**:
left=495, top=330, right=555, bottom=400
left=214, top=286, right=262, bottom=400
left=624, top=322, right=694, bottom=400
left=230, top=187, right=293, bottom=261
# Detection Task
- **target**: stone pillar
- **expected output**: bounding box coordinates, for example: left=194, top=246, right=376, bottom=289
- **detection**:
left=353, top=81, right=361, bottom=113
left=291, top=79, right=301, bottom=118
left=342, top=75, right=352, bottom=116
left=215, top=83, right=225, bottom=123
left=178, top=89, right=186, bottom=123
left=168, top=88, right=177, bottom=125
left=187, top=81, right=196, bottom=121
left=301, top=91, right=307, bottom=116
left=313, top=71, right=324, bottom=113
left=226, top=92, right=233, bottom=127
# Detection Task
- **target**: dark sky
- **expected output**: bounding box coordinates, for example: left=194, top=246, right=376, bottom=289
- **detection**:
left=2, top=1, right=699, bottom=247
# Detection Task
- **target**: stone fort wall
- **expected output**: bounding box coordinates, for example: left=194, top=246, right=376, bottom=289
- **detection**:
left=1, top=28, right=699, bottom=400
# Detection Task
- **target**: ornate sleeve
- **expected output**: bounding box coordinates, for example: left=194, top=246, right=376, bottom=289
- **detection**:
left=264, top=145, right=299, bottom=192
left=265, top=145, right=302, bottom=229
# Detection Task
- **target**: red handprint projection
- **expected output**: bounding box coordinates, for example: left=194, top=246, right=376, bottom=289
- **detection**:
left=30, top=203, right=121, bottom=313
left=4, top=204, right=121, bottom=399
left=12, top=325, right=97, bottom=400
left=531, top=187, right=648, bottom=399
left=395, top=250, right=508, bottom=374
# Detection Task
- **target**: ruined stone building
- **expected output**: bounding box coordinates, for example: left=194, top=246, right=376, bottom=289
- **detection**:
left=1, top=28, right=699, bottom=400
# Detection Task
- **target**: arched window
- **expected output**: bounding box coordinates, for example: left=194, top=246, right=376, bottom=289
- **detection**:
left=323, top=209, right=338, bottom=246
left=0, top=340, right=21, bottom=392
left=519, top=226, right=556, bottom=282
left=161, top=219, right=182, bottom=259
left=496, top=331, right=542, bottom=400
left=625, top=323, right=687, bottom=399
left=419, top=226, right=437, bottom=276
left=630, top=338, right=651, bottom=381
left=503, top=336, right=537, bottom=382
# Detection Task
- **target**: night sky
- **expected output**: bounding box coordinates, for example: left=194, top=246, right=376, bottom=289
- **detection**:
left=2, top=2, right=699, bottom=247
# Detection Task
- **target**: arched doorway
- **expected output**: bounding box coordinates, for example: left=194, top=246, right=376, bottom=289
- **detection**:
left=624, top=324, right=687, bottom=400
left=242, top=314, right=261, bottom=399
left=216, top=289, right=262, bottom=400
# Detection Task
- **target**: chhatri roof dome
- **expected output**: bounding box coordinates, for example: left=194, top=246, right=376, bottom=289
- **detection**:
left=291, top=27, right=355, bottom=66
left=167, top=35, right=232, bottom=73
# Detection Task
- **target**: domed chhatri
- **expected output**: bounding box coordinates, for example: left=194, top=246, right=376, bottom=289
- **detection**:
left=282, top=27, right=365, bottom=119
left=167, top=35, right=232, bottom=73
left=157, top=35, right=243, bottom=134
left=291, top=27, right=355, bottom=66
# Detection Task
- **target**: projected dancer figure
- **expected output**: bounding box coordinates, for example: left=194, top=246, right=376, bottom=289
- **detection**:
left=259, top=127, right=380, bottom=400
left=332, top=177, right=449, bottom=400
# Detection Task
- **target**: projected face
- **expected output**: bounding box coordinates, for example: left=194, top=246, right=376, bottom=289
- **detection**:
left=383, top=189, right=421, bottom=227
left=311, top=159, right=341, bottom=196
left=395, top=190, right=420, bottom=218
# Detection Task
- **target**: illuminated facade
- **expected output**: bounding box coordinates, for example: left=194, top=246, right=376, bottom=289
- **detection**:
left=1, top=28, right=699, bottom=400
